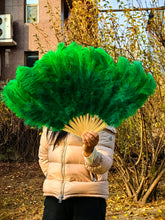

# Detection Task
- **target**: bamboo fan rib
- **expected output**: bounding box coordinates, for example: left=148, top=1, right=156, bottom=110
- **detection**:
left=63, top=114, right=108, bottom=137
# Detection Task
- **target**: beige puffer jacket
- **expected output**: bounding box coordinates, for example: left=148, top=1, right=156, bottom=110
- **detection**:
left=39, top=126, right=116, bottom=202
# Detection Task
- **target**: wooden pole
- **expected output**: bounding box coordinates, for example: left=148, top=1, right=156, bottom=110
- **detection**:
left=99, top=6, right=165, bottom=13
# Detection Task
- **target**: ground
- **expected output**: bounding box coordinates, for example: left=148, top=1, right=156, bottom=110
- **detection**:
left=0, top=162, right=165, bottom=220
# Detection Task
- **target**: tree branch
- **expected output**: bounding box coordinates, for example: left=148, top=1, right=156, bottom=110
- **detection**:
left=141, top=168, right=165, bottom=205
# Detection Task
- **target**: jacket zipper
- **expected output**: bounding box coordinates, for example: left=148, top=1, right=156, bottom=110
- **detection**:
left=91, top=172, right=97, bottom=182
left=59, top=138, right=67, bottom=203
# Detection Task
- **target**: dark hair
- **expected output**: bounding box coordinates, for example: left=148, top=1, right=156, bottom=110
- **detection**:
left=47, top=130, right=68, bottom=150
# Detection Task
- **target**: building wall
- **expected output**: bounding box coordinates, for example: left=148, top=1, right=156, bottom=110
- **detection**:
left=0, top=0, right=61, bottom=80
left=0, top=0, right=5, bottom=14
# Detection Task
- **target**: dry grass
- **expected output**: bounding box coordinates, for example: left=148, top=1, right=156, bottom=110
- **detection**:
left=0, top=162, right=165, bottom=220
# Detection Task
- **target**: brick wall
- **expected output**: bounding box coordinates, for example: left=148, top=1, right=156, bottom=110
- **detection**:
left=0, top=0, right=61, bottom=80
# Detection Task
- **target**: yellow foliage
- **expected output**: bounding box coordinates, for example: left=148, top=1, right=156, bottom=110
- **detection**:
left=33, top=0, right=165, bottom=203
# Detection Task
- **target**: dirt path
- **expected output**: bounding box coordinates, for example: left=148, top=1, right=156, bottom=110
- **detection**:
left=0, top=162, right=165, bottom=220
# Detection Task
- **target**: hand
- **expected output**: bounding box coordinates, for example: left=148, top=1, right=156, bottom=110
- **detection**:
left=81, top=131, right=99, bottom=157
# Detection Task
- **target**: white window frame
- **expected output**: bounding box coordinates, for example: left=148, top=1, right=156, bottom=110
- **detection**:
left=26, top=3, right=39, bottom=23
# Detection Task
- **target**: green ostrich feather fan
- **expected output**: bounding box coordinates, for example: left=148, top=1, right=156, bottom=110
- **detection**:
left=1, top=42, right=156, bottom=137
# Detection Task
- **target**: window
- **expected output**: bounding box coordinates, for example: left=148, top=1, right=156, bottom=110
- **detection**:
left=24, top=51, right=39, bottom=67
left=25, top=0, right=39, bottom=23
left=61, top=0, right=72, bottom=23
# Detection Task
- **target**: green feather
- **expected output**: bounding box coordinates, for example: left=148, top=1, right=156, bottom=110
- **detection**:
left=1, top=42, right=157, bottom=131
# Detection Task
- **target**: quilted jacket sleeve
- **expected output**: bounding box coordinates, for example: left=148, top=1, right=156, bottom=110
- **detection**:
left=84, top=127, right=116, bottom=174
left=38, top=127, right=49, bottom=176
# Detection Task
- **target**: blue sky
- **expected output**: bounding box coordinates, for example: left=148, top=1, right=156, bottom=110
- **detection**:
left=27, top=0, right=165, bottom=7
left=27, top=0, right=165, bottom=6
left=101, top=0, right=165, bottom=9
left=99, top=0, right=165, bottom=30
left=26, top=0, right=38, bottom=4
